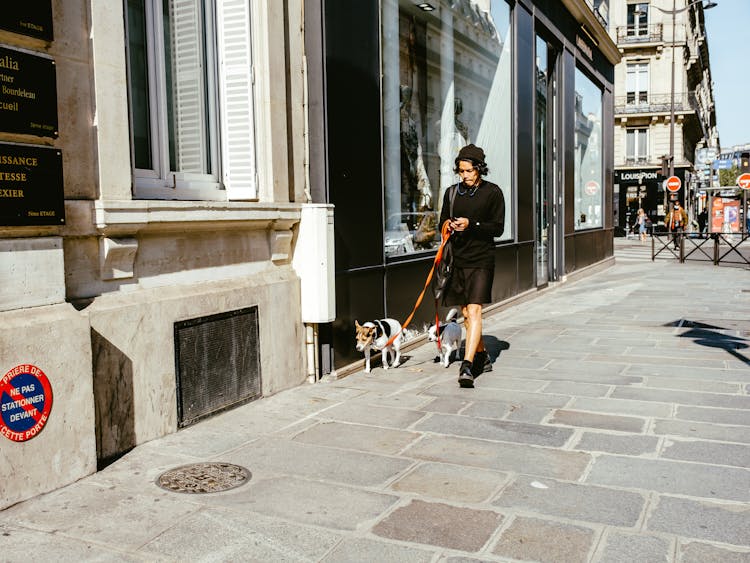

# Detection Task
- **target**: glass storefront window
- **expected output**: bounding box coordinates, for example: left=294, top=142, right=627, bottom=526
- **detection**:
left=382, top=0, right=512, bottom=257
left=574, top=68, right=603, bottom=230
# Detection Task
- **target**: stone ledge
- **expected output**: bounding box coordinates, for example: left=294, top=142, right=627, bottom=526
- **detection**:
left=63, top=200, right=303, bottom=237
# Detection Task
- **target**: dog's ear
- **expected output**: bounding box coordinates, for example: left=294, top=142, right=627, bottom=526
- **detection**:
left=354, top=320, right=361, bottom=329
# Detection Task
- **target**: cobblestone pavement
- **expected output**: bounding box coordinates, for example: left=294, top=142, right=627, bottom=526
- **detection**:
left=1, top=239, right=749, bottom=562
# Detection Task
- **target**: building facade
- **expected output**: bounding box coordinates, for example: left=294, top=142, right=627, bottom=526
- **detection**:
left=0, top=0, right=312, bottom=509
left=609, top=0, right=718, bottom=230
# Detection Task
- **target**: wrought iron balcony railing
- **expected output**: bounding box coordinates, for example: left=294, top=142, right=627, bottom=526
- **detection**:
left=616, top=24, right=663, bottom=44
left=614, top=92, right=697, bottom=115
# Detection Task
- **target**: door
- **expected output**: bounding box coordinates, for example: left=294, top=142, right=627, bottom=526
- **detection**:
left=534, top=35, right=558, bottom=286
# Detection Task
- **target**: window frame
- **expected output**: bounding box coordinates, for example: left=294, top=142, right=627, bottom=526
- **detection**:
left=626, top=127, right=649, bottom=162
left=125, top=0, right=232, bottom=201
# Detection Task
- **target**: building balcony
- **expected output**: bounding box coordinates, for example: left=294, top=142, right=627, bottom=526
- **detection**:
left=614, top=92, right=697, bottom=116
left=616, top=24, right=663, bottom=46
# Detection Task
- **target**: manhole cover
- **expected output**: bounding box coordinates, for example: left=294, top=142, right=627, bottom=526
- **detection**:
left=156, top=462, right=251, bottom=494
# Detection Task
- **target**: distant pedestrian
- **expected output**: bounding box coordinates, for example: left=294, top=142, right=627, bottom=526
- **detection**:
left=636, top=208, right=648, bottom=243
left=697, top=208, right=708, bottom=237
left=665, top=202, right=688, bottom=250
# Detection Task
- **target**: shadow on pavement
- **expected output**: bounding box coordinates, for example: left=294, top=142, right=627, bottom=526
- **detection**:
left=666, top=319, right=750, bottom=366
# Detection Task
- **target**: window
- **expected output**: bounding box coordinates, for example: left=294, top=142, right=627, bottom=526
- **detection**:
left=126, top=0, right=256, bottom=200
left=626, top=3, right=649, bottom=36
left=626, top=128, right=649, bottom=163
left=574, top=68, right=603, bottom=230
left=626, top=62, right=648, bottom=106
left=381, top=0, right=512, bottom=257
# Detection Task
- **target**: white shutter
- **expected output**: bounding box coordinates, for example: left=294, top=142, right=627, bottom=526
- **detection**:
left=217, top=0, right=257, bottom=200
left=170, top=0, right=209, bottom=173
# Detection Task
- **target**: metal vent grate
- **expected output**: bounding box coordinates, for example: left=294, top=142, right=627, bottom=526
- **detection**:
left=174, top=306, right=261, bottom=427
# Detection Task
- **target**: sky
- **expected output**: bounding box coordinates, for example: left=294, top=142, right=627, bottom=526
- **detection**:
left=703, top=0, right=750, bottom=149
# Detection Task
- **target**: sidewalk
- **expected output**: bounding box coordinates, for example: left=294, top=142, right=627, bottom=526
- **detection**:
left=1, top=240, right=749, bottom=562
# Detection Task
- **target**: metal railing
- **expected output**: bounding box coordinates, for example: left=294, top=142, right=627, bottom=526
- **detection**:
left=614, top=92, right=697, bottom=115
left=616, top=24, right=663, bottom=44
left=652, top=232, right=750, bottom=266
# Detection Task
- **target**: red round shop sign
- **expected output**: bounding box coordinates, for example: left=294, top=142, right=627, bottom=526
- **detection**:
left=584, top=180, right=599, bottom=195
left=0, top=364, right=53, bottom=442
left=736, top=173, right=750, bottom=189
left=666, top=176, right=681, bottom=192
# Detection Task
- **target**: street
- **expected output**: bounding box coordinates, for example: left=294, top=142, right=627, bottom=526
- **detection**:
left=1, top=239, right=748, bottom=562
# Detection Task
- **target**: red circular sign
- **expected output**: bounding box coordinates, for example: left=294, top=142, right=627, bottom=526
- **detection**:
left=0, top=364, right=53, bottom=442
left=737, top=173, right=750, bottom=189
left=666, top=176, right=681, bottom=192
left=584, top=180, right=599, bottom=195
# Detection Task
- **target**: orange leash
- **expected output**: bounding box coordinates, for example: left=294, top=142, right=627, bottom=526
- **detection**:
left=385, top=221, right=452, bottom=349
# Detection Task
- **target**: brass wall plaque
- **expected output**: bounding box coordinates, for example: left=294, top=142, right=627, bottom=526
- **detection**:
left=0, top=1, right=53, bottom=41
left=0, top=143, right=64, bottom=226
left=0, top=46, right=58, bottom=137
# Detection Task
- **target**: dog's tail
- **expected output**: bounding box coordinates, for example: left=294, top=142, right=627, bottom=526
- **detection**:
left=445, top=308, right=459, bottom=322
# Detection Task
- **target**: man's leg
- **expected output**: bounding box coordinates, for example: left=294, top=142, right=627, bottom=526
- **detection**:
left=462, top=303, right=484, bottom=363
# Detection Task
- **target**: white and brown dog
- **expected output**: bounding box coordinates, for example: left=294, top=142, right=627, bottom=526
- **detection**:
left=428, top=308, right=462, bottom=368
left=355, top=318, right=402, bottom=373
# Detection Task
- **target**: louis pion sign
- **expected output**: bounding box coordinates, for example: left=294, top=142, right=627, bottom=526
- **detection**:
left=0, top=143, right=64, bottom=226
left=0, top=46, right=58, bottom=137
left=0, top=1, right=53, bottom=41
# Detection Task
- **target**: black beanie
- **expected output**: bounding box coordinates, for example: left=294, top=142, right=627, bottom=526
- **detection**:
left=456, top=144, right=485, bottom=164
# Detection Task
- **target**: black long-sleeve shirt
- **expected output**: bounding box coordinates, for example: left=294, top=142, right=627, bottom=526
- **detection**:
left=439, top=180, right=505, bottom=269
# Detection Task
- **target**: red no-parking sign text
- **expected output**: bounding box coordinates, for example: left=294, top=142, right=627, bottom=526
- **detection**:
left=0, top=364, right=53, bottom=442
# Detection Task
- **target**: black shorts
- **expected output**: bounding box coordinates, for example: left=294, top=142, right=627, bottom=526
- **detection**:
left=442, top=266, right=494, bottom=306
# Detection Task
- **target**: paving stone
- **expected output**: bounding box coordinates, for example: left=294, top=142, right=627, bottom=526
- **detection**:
left=647, top=496, right=750, bottom=547
left=590, top=353, right=728, bottom=370
left=140, top=507, right=341, bottom=561
left=542, top=381, right=611, bottom=397
left=491, top=516, right=596, bottom=563
left=486, top=355, right=551, bottom=370
left=349, top=391, right=434, bottom=410
left=660, top=438, right=750, bottom=468
left=544, top=358, right=631, bottom=377
left=678, top=541, right=750, bottom=562
left=472, top=375, right=550, bottom=392
left=530, top=369, right=642, bottom=386
left=491, top=475, right=645, bottom=526
left=318, top=402, right=428, bottom=429
left=570, top=397, right=672, bottom=418
left=573, top=432, right=659, bottom=456
left=549, top=409, right=645, bottom=433
left=643, top=376, right=741, bottom=394
left=225, top=437, right=413, bottom=487
left=504, top=404, right=553, bottom=423
left=421, top=396, right=474, bottom=414
left=415, top=413, right=573, bottom=447
left=292, top=420, right=420, bottom=455
left=3, top=480, right=202, bottom=549
left=586, top=455, right=750, bottom=502
left=404, top=434, right=591, bottom=481
left=242, top=476, right=397, bottom=531
left=459, top=400, right=515, bottom=419
left=372, top=499, right=503, bottom=552
left=483, top=389, right=572, bottom=408
left=623, top=365, right=750, bottom=383
left=595, top=531, right=671, bottom=563
left=321, top=537, right=435, bottom=563
left=390, top=461, right=507, bottom=503
left=612, top=387, right=750, bottom=409
left=675, top=405, right=750, bottom=427
left=0, top=523, right=141, bottom=562
left=653, top=419, right=750, bottom=444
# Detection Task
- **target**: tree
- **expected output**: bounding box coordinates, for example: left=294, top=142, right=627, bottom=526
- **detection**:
left=719, top=165, right=741, bottom=187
